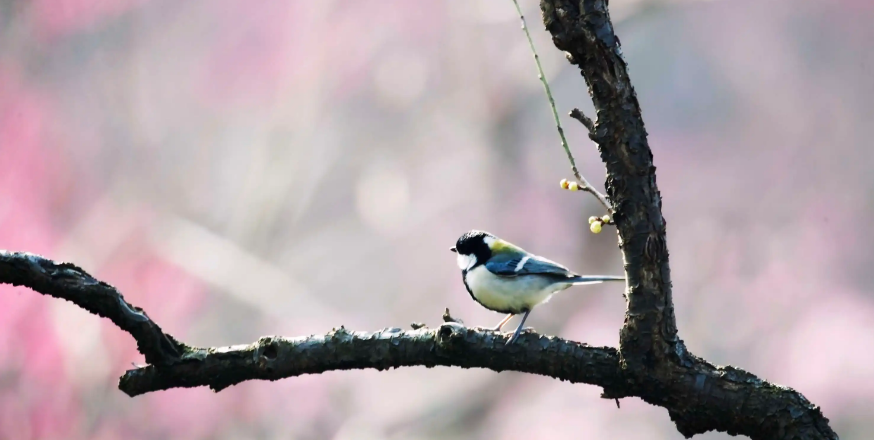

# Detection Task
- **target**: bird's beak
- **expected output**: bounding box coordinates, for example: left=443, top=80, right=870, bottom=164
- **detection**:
left=449, top=246, right=457, bottom=253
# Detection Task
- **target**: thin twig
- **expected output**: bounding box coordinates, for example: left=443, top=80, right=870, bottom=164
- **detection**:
left=509, top=0, right=612, bottom=213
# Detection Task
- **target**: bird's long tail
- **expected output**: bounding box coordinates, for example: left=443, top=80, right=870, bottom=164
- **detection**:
left=568, top=275, right=625, bottom=285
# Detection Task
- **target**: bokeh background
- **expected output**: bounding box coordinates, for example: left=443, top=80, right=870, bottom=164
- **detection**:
left=1, top=0, right=872, bottom=438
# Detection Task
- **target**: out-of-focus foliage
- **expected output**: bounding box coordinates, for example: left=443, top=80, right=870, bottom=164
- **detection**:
left=1, top=0, right=872, bottom=438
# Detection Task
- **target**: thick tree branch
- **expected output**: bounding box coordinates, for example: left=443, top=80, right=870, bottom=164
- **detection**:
left=0, top=250, right=628, bottom=399
left=0, top=251, right=186, bottom=365
left=540, top=1, right=836, bottom=438
left=0, top=2, right=841, bottom=438
left=1, top=250, right=835, bottom=439
left=540, top=0, right=677, bottom=365
left=118, top=325, right=626, bottom=397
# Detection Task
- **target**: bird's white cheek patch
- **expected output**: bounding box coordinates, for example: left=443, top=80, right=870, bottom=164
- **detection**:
left=457, top=254, right=477, bottom=271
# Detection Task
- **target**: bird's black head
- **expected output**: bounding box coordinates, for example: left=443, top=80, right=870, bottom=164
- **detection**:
left=450, top=230, right=493, bottom=271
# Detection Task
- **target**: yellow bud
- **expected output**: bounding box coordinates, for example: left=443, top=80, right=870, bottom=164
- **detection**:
left=590, top=222, right=602, bottom=234
left=601, top=215, right=611, bottom=224
left=588, top=216, right=598, bottom=224
left=560, top=178, right=569, bottom=189
left=568, top=181, right=580, bottom=191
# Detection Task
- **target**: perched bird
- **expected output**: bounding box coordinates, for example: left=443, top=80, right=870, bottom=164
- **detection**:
left=450, top=230, right=624, bottom=344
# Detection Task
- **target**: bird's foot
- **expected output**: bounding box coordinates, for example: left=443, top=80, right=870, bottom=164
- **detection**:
left=506, top=327, right=537, bottom=345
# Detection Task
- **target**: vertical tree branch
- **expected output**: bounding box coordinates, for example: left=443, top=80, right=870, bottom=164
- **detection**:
left=540, top=0, right=676, bottom=371
left=539, top=1, right=837, bottom=438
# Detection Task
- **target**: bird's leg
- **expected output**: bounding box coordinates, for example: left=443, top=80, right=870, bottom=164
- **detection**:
left=493, top=313, right=514, bottom=332
left=507, top=309, right=532, bottom=344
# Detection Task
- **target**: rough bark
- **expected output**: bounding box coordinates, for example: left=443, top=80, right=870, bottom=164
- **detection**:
left=0, top=251, right=186, bottom=365
left=118, top=324, right=626, bottom=397
left=540, top=1, right=836, bottom=438
left=0, top=1, right=840, bottom=439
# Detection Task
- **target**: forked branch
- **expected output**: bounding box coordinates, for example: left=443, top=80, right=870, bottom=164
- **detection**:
left=0, top=248, right=837, bottom=438
left=0, top=1, right=840, bottom=438
left=539, top=0, right=836, bottom=438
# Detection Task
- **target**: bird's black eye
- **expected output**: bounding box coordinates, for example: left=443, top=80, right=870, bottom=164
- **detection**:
left=449, top=247, right=457, bottom=253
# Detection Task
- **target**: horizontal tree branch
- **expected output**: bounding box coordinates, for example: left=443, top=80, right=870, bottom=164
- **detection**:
left=118, top=324, right=626, bottom=397
left=0, top=249, right=838, bottom=439
left=0, top=251, right=628, bottom=400
left=0, top=248, right=839, bottom=439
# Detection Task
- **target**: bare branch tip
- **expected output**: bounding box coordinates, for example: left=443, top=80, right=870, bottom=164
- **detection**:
left=569, top=108, right=595, bottom=133
left=442, top=308, right=464, bottom=325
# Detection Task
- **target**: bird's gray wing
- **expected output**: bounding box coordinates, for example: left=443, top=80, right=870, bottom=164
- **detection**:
left=484, top=253, right=576, bottom=278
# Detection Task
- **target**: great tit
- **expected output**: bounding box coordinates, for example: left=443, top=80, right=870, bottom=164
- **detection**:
left=450, top=230, right=625, bottom=344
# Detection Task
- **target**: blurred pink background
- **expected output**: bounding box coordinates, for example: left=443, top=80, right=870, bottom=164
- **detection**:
left=1, top=0, right=873, bottom=438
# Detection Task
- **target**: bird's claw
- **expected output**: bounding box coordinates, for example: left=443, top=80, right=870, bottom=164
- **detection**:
left=506, top=327, right=537, bottom=345
left=471, top=326, right=534, bottom=335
